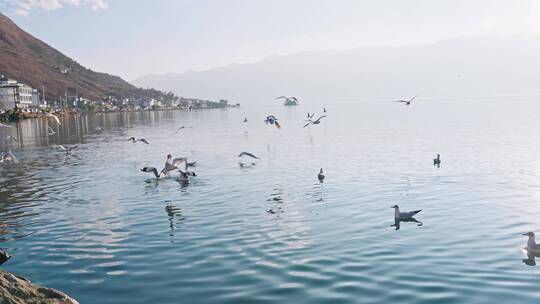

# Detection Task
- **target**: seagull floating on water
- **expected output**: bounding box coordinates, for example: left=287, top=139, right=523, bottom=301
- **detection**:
left=392, top=205, right=422, bottom=219
left=303, top=115, right=327, bottom=128
left=523, top=232, right=540, bottom=254
left=128, top=137, right=150, bottom=144
left=393, top=93, right=421, bottom=106
left=318, top=168, right=325, bottom=182
left=433, top=154, right=441, bottom=167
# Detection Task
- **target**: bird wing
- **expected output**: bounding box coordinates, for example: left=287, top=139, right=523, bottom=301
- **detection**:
left=141, top=167, right=160, bottom=178
left=238, top=152, right=259, bottom=159
left=57, top=145, right=67, bottom=151
left=409, top=93, right=421, bottom=103
left=276, top=96, right=287, bottom=100
left=138, top=139, right=150, bottom=144
left=315, top=115, right=327, bottom=122
left=48, top=114, right=61, bottom=126
left=0, top=123, right=12, bottom=128
left=68, top=145, right=78, bottom=151
left=174, top=126, right=185, bottom=134
left=393, top=100, right=407, bottom=103
left=303, top=122, right=312, bottom=128
left=290, top=97, right=298, bottom=101
left=127, top=137, right=135, bottom=141
left=275, top=121, right=282, bottom=129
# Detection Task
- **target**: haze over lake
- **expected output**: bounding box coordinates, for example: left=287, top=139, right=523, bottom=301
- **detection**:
left=1, top=99, right=540, bottom=303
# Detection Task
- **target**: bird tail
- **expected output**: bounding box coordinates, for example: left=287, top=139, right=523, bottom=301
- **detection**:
left=412, top=210, right=422, bottom=215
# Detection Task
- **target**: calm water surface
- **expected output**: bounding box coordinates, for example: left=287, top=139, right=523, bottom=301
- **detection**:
left=1, top=100, right=540, bottom=303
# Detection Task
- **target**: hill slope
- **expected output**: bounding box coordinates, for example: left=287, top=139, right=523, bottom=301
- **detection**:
left=0, top=12, right=161, bottom=101
left=133, top=35, right=540, bottom=105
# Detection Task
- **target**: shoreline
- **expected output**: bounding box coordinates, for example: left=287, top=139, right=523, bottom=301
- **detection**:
left=0, top=269, right=78, bottom=304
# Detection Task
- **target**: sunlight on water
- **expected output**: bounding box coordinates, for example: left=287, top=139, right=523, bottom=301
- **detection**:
left=1, top=99, right=540, bottom=303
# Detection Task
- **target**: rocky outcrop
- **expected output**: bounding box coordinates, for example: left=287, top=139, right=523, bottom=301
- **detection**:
left=0, top=270, right=78, bottom=304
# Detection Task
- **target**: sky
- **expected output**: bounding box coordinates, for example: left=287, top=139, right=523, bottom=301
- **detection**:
left=2, top=0, right=540, bottom=81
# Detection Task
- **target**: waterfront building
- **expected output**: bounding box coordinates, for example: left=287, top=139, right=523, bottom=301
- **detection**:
left=0, top=77, right=35, bottom=109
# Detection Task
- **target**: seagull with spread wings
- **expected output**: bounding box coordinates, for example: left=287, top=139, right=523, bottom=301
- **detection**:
left=128, top=137, right=150, bottom=144
left=57, top=145, right=78, bottom=155
left=303, top=115, right=327, bottom=128
left=393, top=93, right=421, bottom=106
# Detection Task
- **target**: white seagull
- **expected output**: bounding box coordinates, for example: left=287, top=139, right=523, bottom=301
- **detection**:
left=303, top=115, right=327, bottom=128
left=47, top=126, right=56, bottom=136
left=45, top=113, right=61, bottom=126
left=523, top=232, right=540, bottom=254
left=57, top=145, right=78, bottom=155
left=238, top=152, right=259, bottom=167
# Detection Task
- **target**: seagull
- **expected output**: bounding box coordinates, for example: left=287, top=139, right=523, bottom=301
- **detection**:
left=391, top=205, right=423, bottom=229
left=264, top=115, right=281, bottom=129
left=523, top=232, right=540, bottom=254
left=318, top=168, right=325, bottom=182
left=392, top=205, right=422, bottom=219
left=47, top=126, right=56, bottom=136
left=141, top=154, right=195, bottom=179
left=6, top=135, right=17, bottom=142
left=276, top=96, right=298, bottom=102
left=238, top=152, right=259, bottom=167
left=174, top=126, right=185, bottom=134
left=393, top=93, right=421, bottom=106
left=95, top=125, right=102, bottom=131
left=433, top=154, right=441, bottom=167
left=303, top=115, right=327, bottom=128
left=0, top=249, right=11, bottom=265
left=0, top=122, right=12, bottom=128
left=178, top=170, right=197, bottom=183
left=45, top=113, right=61, bottom=126
left=0, top=151, right=18, bottom=163
left=57, top=145, right=78, bottom=155
left=128, top=137, right=150, bottom=144
left=238, top=152, right=259, bottom=159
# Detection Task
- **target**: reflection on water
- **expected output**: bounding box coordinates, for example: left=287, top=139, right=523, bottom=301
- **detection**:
left=2, top=101, right=540, bottom=303
left=391, top=217, right=424, bottom=231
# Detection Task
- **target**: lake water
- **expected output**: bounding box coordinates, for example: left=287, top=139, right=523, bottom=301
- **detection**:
left=1, top=99, right=540, bottom=303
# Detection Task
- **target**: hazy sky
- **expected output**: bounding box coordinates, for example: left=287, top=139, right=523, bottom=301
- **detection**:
left=2, top=0, right=540, bottom=80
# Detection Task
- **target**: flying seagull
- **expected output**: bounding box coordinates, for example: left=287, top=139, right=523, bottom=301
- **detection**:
left=47, top=126, right=56, bottom=136
left=141, top=154, right=195, bottom=179
left=523, top=232, right=540, bottom=254
left=0, top=122, right=12, bottom=128
left=0, top=151, right=18, bottom=163
left=174, top=126, right=185, bottom=134
left=45, top=113, right=61, bottom=126
left=303, top=115, right=327, bottom=128
left=6, top=135, right=17, bottom=142
left=318, top=168, right=325, bottom=182
left=57, top=145, right=78, bottom=155
left=128, top=137, right=150, bottom=144
left=238, top=152, right=259, bottom=167
left=393, top=93, right=421, bottom=105
left=264, top=115, right=281, bottom=129
left=238, top=152, right=259, bottom=159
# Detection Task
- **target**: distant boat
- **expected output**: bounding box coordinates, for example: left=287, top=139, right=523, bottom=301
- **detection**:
left=276, top=96, right=298, bottom=106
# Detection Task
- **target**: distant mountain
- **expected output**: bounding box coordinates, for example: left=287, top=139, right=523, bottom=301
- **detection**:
left=0, top=12, right=163, bottom=101
left=133, top=35, right=540, bottom=105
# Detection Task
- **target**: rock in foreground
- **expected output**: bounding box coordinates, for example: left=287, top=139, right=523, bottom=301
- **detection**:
left=0, top=270, right=78, bottom=304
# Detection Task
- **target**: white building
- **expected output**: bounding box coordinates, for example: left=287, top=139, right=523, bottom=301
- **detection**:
left=0, top=78, right=35, bottom=110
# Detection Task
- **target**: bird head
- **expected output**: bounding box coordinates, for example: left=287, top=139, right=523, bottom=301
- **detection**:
left=167, top=154, right=172, bottom=159
left=523, top=232, right=535, bottom=237
left=391, top=205, right=399, bottom=209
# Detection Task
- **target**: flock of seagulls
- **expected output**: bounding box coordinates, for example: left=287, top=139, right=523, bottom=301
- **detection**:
left=0, top=94, right=538, bottom=264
